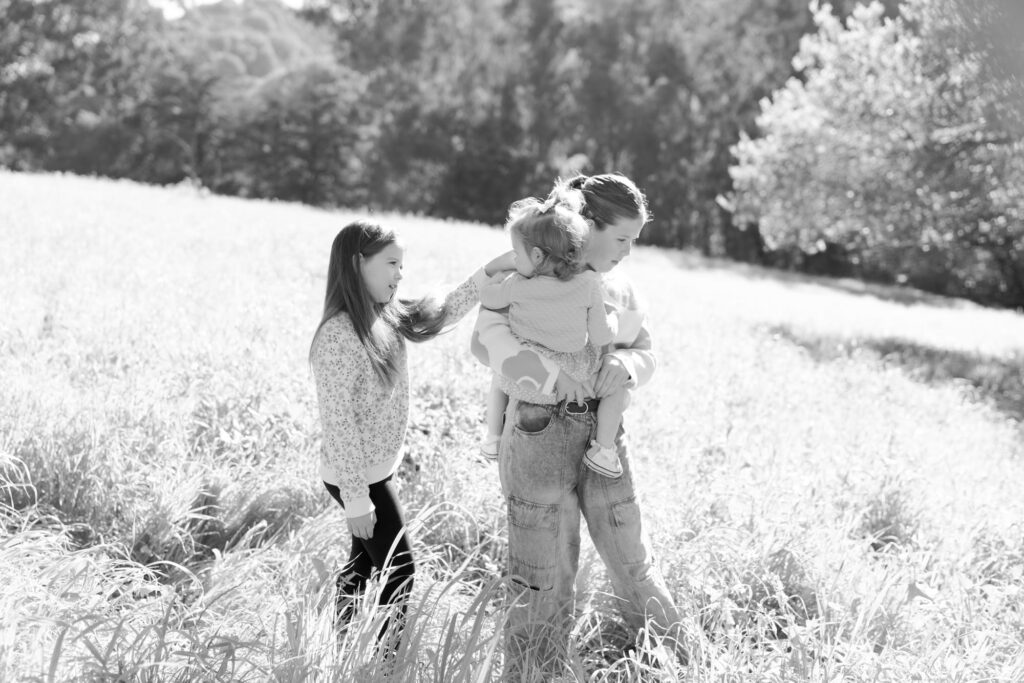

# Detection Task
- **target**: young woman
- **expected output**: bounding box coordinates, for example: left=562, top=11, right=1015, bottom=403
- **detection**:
left=310, top=220, right=512, bottom=647
left=471, top=174, right=685, bottom=677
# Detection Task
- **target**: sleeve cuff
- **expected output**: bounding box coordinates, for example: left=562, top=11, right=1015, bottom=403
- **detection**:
left=613, top=352, right=638, bottom=389
left=343, top=495, right=375, bottom=518
left=470, top=267, right=490, bottom=290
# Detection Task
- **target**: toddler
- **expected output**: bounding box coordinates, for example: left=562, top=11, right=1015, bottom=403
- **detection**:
left=478, top=198, right=629, bottom=478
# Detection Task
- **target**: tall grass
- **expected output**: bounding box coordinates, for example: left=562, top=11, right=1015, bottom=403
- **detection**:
left=2, top=171, right=1024, bottom=680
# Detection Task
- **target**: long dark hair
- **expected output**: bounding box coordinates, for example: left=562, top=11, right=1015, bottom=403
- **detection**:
left=550, top=173, right=650, bottom=230
left=310, top=220, right=449, bottom=385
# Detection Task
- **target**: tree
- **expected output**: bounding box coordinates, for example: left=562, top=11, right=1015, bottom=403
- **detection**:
left=0, top=0, right=164, bottom=170
left=236, top=59, right=369, bottom=206
left=730, top=0, right=1024, bottom=307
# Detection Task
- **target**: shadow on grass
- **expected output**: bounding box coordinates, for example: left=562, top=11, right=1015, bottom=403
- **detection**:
left=656, top=249, right=977, bottom=310
left=766, top=324, right=1024, bottom=424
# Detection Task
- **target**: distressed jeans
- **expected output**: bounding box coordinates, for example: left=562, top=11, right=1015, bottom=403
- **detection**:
left=498, top=398, right=683, bottom=679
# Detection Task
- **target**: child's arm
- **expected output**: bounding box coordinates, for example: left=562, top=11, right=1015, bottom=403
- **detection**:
left=479, top=273, right=518, bottom=311
left=437, top=253, right=515, bottom=326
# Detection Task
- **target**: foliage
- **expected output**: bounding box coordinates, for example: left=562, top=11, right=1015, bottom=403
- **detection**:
left=2, top=0, right=831, bottom=250
left=0, top=0, right=163, bottom=171
left=227, top=59, right=370, bottom=204
left=730, top=0, right=1024, bottom=307
left=3, top=0, right=1022, bottom=307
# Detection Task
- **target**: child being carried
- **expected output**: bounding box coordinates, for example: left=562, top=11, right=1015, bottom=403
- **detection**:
left=479, top=197, right=628, bottom=478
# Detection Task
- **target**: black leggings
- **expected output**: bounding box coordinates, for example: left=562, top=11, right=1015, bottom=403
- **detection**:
left=324, top=477, right=414, bottom=639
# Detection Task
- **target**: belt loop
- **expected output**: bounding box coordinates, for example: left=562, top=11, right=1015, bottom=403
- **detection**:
left=557, top=399, right=567, bottom=417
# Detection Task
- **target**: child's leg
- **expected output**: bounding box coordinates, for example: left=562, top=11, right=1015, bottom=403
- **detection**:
left=585, top=389, right=630, bottom=478
left=360, top=478, right=415, bottom=648
left=486, top=375, right=509, bottom=439
left=480, top=376, right=508, bottom=459
left=324, top=482, right=373, bottom=626
left=594, top=388, right=630, bottom=449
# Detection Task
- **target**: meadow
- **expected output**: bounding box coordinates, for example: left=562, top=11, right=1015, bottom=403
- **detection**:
left=2, top=170, right=1023, bottom=682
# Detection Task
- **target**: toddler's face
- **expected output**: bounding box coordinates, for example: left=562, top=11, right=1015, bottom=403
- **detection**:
left=512, top=234, right=537, bottom=278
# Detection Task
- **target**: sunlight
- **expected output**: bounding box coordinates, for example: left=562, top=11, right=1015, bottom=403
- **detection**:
left=148, top=0, right=304, bottom=21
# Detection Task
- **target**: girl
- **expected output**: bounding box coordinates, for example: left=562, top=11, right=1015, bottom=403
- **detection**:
left=478, top=198, right=629, bottom=478
left=309, top=220, right=512, bottom=645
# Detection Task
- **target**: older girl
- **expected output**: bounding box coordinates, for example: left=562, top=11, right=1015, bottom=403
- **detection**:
left=310, top=220, right=511, bottom=646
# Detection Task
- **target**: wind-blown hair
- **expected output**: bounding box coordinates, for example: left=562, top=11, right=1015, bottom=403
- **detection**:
left=310, top=220, right=449, bottom=385
left=506, top=197, right=587, bottom=281
left=549, top=173, right=650, bottom=231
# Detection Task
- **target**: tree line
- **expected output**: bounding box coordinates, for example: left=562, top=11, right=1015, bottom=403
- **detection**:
left=2, top=0, right=1020, bottom=307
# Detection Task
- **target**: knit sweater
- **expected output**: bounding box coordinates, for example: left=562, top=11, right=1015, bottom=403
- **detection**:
left=311, top=268, right=489, bottom=518
left=470, top=270, right=654, bottom=405
left=479, top=270, right=615, bottom=353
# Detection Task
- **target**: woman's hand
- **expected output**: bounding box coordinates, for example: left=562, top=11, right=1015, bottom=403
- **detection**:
left=555, top=370, right=594, bottom=405
left=347, top=511, right=377, bottom=539
left=594, top=354, right=631, bottom=398
left=484, top=250, right=517, bottom=278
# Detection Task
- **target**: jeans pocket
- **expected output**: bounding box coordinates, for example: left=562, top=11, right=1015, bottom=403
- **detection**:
left=507, top=496, right=557, bottom=591
left=512, top=403, right=554, bottom=435
left=609, top=496, right=652, bottom=572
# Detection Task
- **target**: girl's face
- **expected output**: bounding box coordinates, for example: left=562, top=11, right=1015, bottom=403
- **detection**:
left=360, top=242, right=405, bottom=304
left=583, top=216, right=644, bottom=273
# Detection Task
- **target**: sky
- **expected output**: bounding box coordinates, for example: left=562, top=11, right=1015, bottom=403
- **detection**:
left=148, top=0, right=304, bottom=20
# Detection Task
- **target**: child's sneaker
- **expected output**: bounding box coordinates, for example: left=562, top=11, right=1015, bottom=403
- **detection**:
left=584, top=440, right=623, bottom=478
left=479, top=435, right=500, bottom=461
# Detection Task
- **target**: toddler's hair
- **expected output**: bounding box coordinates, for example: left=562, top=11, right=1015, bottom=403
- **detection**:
left=506, top=197, right=587, bottom=281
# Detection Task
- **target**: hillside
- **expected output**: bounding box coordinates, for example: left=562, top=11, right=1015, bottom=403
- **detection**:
left=1, top=170, right=1023, bottom=681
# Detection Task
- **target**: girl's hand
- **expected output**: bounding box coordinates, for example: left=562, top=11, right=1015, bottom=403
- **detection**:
left=594, top=354, right=631, bottom=398
left=347, top=511, right=376, bottom=539
left=554, top=370, right=593, bottom=405
left=484, top=250, right=517, bottom=277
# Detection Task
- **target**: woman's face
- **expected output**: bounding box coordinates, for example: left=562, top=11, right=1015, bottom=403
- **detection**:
left=360, top=242, right=405, bottom=303
left=583, top=216, right=644, bottom=273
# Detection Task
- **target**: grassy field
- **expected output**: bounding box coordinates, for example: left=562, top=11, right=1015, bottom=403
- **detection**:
left=2, top=170, right=1023, bottom=682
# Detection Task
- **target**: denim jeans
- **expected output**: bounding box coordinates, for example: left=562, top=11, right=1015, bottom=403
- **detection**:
left=498, top=397, right=682, bottom=678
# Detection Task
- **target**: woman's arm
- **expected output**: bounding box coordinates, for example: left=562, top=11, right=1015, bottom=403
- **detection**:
left=586, top=276, right=616, bottom=349
left=594, top=324, right=655, bottom=395
left=593, top=276, right=656, bottom=398
left=470, top=308, right=563, bottom=396
left=311, top=321, right=375, bottom=518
